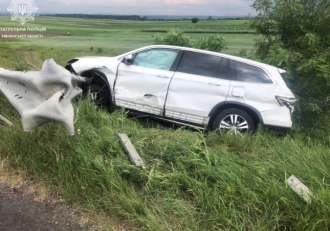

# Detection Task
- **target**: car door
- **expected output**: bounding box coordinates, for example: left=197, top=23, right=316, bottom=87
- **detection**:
left=226, top=59, right=277, bottom=111
left=115, top=48, right=181, bottom=116
left=165, top=51, right=231, bottom=126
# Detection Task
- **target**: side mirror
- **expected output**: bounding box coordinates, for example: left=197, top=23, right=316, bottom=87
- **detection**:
left=122, top=54, right=133, bottom=65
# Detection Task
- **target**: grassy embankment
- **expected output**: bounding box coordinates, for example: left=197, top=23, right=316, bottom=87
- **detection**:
left=1, top=95, right=330, bottom=230
left=1, top=16, right=330, bottom=230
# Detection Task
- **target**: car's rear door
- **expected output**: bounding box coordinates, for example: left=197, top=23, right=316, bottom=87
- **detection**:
left=226, top=59, right=277, bottom=111
left=115, top=48, right=181, bottom=116
left=165, top=51, right=231, bottom=126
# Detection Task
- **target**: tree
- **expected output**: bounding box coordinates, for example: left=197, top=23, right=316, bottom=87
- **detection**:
left=153, top=29, right=193, bottom=47
left=251, top=0, right=330, bottom=131
left=153, top=29, right=227, bottom=52
left=196, top=35, right=227, bottom=52
left=191, top=17, right=199, bottom=24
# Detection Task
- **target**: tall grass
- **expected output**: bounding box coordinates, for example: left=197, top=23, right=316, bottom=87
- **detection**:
left=0, top=16, right=328, bottom=230
left=1, top=93, right=329, bottom=230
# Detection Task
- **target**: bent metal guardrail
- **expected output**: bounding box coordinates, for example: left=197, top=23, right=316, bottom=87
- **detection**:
left=0, top=59, right=85, bottom=135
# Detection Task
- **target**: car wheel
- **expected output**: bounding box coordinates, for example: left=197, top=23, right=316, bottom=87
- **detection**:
left=87, top=84, right=110, bottom=108
left=213, top=108, right=255, bottom=134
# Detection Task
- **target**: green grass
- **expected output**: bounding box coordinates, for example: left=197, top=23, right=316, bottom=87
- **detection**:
left=0, top=16, right=256, bottom=69
left=1, top=93, right=330, bottom=230
left=2, top=16, right=329, bottom=230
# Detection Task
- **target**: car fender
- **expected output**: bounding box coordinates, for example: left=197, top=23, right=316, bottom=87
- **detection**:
left=79, top=66, right=119, bottom=105
left=208, top=101, right=264, bottom=127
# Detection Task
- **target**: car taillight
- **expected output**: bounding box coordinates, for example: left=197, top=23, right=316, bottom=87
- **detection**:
left=276, top=96, right=296, bottom=114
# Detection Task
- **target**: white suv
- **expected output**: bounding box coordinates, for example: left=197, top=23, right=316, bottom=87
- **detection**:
left=66, top=45, right=295, bottom=134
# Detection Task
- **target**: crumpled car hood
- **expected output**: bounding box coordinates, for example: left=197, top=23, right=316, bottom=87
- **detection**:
left=70, top=56, right=121, bottom=74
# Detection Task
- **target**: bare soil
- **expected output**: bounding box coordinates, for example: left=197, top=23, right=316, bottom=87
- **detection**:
left=0, top=164, right=98, bottom=231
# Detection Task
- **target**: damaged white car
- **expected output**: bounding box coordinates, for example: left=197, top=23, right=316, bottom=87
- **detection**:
left=66, top=45, right=296, bottom=134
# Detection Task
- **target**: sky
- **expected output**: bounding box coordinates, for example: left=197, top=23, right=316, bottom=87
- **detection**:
left=0, top=0, right=255, bottom=16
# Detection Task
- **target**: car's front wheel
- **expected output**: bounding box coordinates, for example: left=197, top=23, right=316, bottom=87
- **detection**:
left=86, top=84, right=111, bottom=108
left=213, top=108, right=255, bottom=134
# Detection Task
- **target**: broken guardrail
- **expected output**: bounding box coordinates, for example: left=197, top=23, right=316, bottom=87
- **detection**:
left=287, top=175, right=313, bottom=204
left=118, top=133, right=146, bottom=169
left=0, top=59, right=85, bottom=135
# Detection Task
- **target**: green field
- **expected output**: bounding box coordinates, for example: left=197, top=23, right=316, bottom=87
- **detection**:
left=1, top=16, right=330, bottom=231
left=0, top=16, right=256, bottom=69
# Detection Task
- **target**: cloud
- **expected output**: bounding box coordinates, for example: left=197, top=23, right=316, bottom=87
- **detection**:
left=59, top=0, right=251, bottom=7
left=59, top=0, right=158, bottom=5
left=0, top=0, right=255, bottom=15
left=164, top=0, right=203, bottom=4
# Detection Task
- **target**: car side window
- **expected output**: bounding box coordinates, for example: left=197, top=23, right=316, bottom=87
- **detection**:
left=132, top=49, right=179, bottom=71
left=178, top=51, right=223, bottom=78
left=230, top=60, right=273, bottom=84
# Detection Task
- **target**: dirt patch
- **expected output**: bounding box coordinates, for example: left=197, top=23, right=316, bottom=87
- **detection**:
left=0, top=160, right=99, bottom=231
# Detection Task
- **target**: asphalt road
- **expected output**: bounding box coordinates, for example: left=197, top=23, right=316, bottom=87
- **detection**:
left=0, top=182, right=92, bottom=231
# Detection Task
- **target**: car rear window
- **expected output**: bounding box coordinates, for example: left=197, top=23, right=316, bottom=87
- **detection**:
left=230, top=60, right=273, bottom=84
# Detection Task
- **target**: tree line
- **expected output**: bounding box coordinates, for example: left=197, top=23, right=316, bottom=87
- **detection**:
left=40, top=14, right=250, bottom=21
left=251, top=0, right=330, bottom=132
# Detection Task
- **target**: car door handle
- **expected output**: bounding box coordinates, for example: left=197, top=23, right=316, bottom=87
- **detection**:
left=208, top=82, right=221, bottom=86
left=156, top=74, right=169, bottom=78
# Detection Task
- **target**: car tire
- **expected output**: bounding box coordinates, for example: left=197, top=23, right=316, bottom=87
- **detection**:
left=212, top=108, right=255, bottom=134
left=86, top=84, right=111, bottom=108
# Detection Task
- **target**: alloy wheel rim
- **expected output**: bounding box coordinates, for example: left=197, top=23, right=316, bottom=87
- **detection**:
left=90, top=92, right=105, bottom=105
left=219, top=114, right=249, bottom=134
